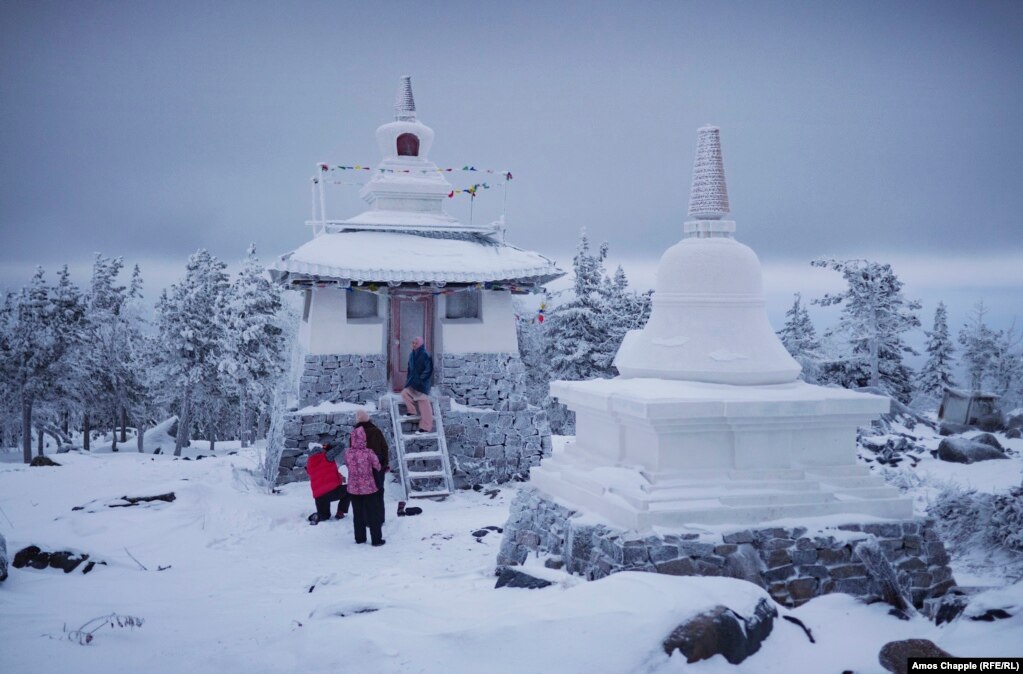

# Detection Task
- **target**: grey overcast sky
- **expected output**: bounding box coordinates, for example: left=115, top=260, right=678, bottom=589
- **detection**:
left=2, top=0, right=1022, bottom=333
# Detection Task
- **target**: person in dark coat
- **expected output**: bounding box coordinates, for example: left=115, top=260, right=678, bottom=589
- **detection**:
left=305, top=443, right=349, bottom=524
left=345, top=426, right=385, bottom=546
left=400, top=336, right=434, bottom=432
left=355, top=409, right=390, bottom=522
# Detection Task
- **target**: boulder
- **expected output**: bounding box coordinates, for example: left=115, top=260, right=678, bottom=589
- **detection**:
left=494, top=567, right=553, bottom=589
left=971, top=433, right=1003, bottom=450
left=879, top=639, right=954, bottom=674
left=12, top=545, right=42, bottom=568
left=1007, top=414, right=1023, bottom=431
left=937, top=437, right=1008, bottom=464
left=1005, top=428, right=1022, bottom=440
left=29, top=455, right=60, bottom=467
left=0, top=532, right=7, bottom=582
left=939, top=421, right=972, bottom=436
left=975, top=413, right=1005, bottom=433
left=662, top=597, right=776, bottom=665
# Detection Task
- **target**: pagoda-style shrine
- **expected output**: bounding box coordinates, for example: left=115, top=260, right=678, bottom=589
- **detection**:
left=270, top=77, right=563, bottom=487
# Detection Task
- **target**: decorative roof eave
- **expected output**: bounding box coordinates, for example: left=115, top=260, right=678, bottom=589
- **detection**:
left=269, top=230, right=564, bottom=291
left=270, top=260, right=563, bottom=290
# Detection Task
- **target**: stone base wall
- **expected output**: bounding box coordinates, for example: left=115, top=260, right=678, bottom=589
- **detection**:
left=278, top=409, right=396, bottom=485
left=299, top=354, right=387, bottom=407
left=438, top=353, right=527, bottom=408
left=277, top=399, right=553, bottom=488
left=498, top=487, right=956, bottom=608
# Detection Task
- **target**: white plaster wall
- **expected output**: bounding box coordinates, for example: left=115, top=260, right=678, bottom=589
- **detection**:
left=305, top=287, right=386, bottom=355
left=438, top=290, right=518, bottom=354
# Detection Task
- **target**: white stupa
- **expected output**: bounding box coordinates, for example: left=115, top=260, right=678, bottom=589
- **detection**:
left=531, top=126, right=912, bottom=531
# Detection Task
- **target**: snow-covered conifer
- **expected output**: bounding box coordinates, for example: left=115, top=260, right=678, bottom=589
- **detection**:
left=914, top=302, right=956, bottom=400
left=812, top=258, right=921, bottom=402
left=958, top=301, right=999, bottom=391
left=157, top=250, right=230, bottom=455
left=219, top=244, right=286, bottom=447
left=777, top=293, right=822, bottom=383
left=543, top=229, right=611, bottom=382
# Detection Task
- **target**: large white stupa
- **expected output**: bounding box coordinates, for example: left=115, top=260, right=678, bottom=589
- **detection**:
left=531, top=126, right=913, bottom=531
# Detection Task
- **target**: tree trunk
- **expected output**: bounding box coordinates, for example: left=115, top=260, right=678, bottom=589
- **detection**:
left=37, top=424, right=44, bottom=457
left=137, top=415, right=145, bottom=453
left=21, top=397, right=33, bottom=464
left=257, top=410, right=266, bottom=442
left=239, top=386, right=249, bottom=448
left=61, top=409, right=69, bottom=436
left=83, top=413, right=91, bottom=451
left=120, top=407, right=128, bottom=442
left=111, top=415, right=118, bottom=452
left=175, top=387, right=192, bottom=457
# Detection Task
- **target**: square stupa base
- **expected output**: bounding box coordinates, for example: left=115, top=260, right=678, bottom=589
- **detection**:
left=532, top=378, right=912, bottom=531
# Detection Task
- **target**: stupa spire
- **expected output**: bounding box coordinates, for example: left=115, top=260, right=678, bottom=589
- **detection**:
left=687, top=125, right=730, bottom=220
left=394, top=75, right=417, bottom=122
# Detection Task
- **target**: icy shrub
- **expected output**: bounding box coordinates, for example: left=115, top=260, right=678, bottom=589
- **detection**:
left=989, top=486, right=1023, bottom=553
left=930, top=484, right=1023, bottom=557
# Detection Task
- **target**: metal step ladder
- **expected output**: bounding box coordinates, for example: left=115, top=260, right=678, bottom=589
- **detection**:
left=387, top=394, right=455, bottom=499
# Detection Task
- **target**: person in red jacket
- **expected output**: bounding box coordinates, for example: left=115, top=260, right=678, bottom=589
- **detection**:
left=306, top=443, right=350, bottom=525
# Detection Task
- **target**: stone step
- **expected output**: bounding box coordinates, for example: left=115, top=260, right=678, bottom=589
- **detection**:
left=648, top=497, right=915, bottom=528
left=832, top=486, right=903, bottom=500
left=643, top=479, right=825, bottom=496
left=718, top=491, right=833, bottom=507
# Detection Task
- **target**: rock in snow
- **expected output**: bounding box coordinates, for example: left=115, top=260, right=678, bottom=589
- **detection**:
left=494, top=567, right=553, bottom=589
left=936, top=437, right=1008, bottom=464
left=879, top=639, right=954, bottom=674
left=0, top=532, right=7, bottom=583
left=662, top=597, right=777, bottom=665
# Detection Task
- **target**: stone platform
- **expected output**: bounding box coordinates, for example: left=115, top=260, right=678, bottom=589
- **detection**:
left=498, top=487, right=955, bottom=608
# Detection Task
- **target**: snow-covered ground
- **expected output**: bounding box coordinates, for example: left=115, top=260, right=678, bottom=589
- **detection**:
left=1, top=442, right=1021, bottom=673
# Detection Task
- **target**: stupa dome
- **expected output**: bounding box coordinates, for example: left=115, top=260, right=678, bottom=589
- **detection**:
left=613, top=126, right=800, bottom=385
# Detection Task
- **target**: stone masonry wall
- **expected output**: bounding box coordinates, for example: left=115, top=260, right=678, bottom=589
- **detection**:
left=299, top=354, right=387, bottom=407
left=438, top=353, right=527, bottom=408
left=497, top=487, right=956, bottom=609
left=278, top=398, right=553, bottom=488
left=285, top=352, right=553, bottom=489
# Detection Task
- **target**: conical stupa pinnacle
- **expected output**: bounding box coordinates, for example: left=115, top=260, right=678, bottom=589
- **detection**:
left=688, top=126, right=730, bottom=220
left=395, top=75, right=417, bottom=122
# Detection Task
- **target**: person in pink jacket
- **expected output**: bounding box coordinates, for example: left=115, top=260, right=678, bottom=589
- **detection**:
left=344, top=426, right=385, bottom=546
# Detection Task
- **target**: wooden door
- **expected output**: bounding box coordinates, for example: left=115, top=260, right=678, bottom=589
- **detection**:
left=389, top=291, right=434, bottom=391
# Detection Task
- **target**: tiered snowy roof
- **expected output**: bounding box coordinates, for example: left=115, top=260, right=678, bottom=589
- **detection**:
left=273, top=76, right=563, bottom=289
left=271, top=230, right=561, bottom=286
left=687, top=126, right=730, bottom=220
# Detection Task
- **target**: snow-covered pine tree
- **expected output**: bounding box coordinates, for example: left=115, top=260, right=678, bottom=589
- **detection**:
left=958, top=301, right=999, bottom=391
left=595, top=265, right=652, bottom=373
left=157, top=250, right=230, bottom=455
left=989, top=324, right=1022, bottom=407
left=219, top=244, right=286, bottom=448
left=1, top=268, right=86, bottom=462
left=811, top=258, right=921, bottom=403
left=543, top=229, right=611, bottom=381
left=777, top=293, right=823, bottom=383
left=914, top=301, right=956, bottom=401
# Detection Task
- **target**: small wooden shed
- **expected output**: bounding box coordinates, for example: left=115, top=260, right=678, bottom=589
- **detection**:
left=938, top=387, right=1000, bottom=425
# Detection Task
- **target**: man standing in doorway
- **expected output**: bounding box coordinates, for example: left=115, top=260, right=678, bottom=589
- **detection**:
left=401, top=336, right=434, bottom=433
